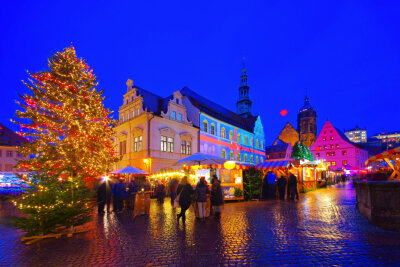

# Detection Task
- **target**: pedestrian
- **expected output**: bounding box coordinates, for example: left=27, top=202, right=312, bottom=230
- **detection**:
left=277, top=173, right=287, bottom=200
left=288, top=173, right=299, bottom=200
left=113, top=178, right=127, bottom=213
left=176, top=176, right=194, bottom=223
left=195, top=177, right=210, bottom=221
left=267, top=171, right=277, bottom=199
left=97, top=178, right=107, bottom=214
left=211, top=175, right=224, bottom=220
left=157, top=182, right=166, bottom=203
left=128, top=178, right=138, bottom=210
left=169, top=178, right=179, bottom=206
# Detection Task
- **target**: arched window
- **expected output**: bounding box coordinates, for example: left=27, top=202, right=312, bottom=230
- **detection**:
left=244, top=154, right=248, bottom=162
left=261, top=141, right=263, bottom=150
left=256, top=156, right=259, bottom=164
left=250, top=138, right=254, bottom=147
left=237, top=152, right=241, bottom=162
left=237, top=133, right=241, bottom=144
left=221, top=128, right=226, bottom=139
left=229, top=130, right=233, bottom=141
left=260, top=157, right=264, bottom=163
left=256, top=139, right=259, bottom=148
left=229, top=151, right=234, bottom=160
left=203, top=120, right=208, bottom=133
left=222, top=149, right=226, bottom=159
left=244, top=136, right=248, bottom=145
left=211, top=124, right=215, bottom=135
left=250, top=155, right=254, bottom=163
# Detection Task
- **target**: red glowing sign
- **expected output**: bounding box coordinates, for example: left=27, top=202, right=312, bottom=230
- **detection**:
left=280, top=109, right=288, bottom=116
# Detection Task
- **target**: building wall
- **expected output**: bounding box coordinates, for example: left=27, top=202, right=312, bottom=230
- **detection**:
left=298, top=110, right=317, bottom=147
left=199, top=113, right=265, bottom=164
left=310, top=121, right=369, bottom=169
left=0, top=146, right=27, bottom=172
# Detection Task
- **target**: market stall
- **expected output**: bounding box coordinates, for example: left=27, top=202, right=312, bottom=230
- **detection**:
left=365, top=146, right=400, bottom=180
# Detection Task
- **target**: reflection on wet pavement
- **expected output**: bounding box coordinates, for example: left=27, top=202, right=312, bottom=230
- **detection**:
left=0, top=182, right=400, bottom=266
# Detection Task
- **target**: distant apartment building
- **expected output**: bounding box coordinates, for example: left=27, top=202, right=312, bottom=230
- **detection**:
left=344, top=126, right=367, bottom=143
left=370, top=131, right=400, bottom=151
left=0, top=123, right=28, bottom=172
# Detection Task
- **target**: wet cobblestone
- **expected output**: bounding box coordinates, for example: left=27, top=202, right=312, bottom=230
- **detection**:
left=1, top=182, right=400, bottom=266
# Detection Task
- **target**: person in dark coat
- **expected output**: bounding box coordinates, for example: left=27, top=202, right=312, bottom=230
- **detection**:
left=113, top=179, right=127, bottom=213
left=211, top=175, right=224, bottom=220
left=277, top=174, right=287, bottom=200
left=128, top=179, right=138, bottom=210
left=177, top=176, right=194, bottom=223
left=267, top=171, right=277, bottom=199
left=97, top=178, right=112, bottom=214
left=288, top=173, right=299, bottom=200
left=169, top=178, right=179, bottom=206
left=195, top=177, right=210, bottom=221
left=156, top=182, right=166, bottom=203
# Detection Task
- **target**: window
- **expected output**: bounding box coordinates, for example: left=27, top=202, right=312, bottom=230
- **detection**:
left=323, top=131, right=326, bottom=134
left=330, top=136, right=334, bottom=140
left=331, top=161, right=336, bottom=166
left=244, top=136, right=248, bottom=145
left=316, top=153, right=320, bottom=157
left=161, top=136, right=167, bottom=152
left=326, top=152, right=330, bottom=157
left=167, top=137, right=174, bottom=152
left=5, top=164, right=13, bottom=172
left=178, top=113, right=182, bottom=121
left=127, top=112, right=130, bottom=120
left=221, top=128, right=226, bottom=139
left=181, top=141, right=186, bottom=154
left=176, top=99, right=179, bottom=104
left=261, top=141, right=263, bottom=149
left=260, top=157, right=264, bottom=163
left=229, top=131, right=233, bottom=141
left=330, top=130, right=333, bottom=133
left=134, top=136, right=142, bottom=152
left=121, top=115, right=124, bottom=122
left=237, top=133, right=241, bottom=143
left=250, top=155, right=254, bottom=163
left=323, top=138, right=326, bottom=141
left=222, top=150, right=226, bottom=159
left=342, top=150, right=347, bottom=156
left=324, top=145, right=327, bottom=149
left=230, top=151, right=234, bottom=160
left=136, top=108, right=140, bottom=116
left=330, top=144, right=334, bottom=149
left=256, top=139, right=259, bottom=148
left=244, top=154, right=248, bottom=162
left=172, top=111, right=176, bottom=119
left=256, top=156, right=259, bottom=164
left=132, top=110, right=135, bottom=117
left=119, top=141, right=126, bottom=156
left=237, top=152, right=241, bottom=161
left=203, top=120, right=208, bottom=133
left=331, top=151, right=336, bottom=156
left=186, top=141, right=191, bottom=155
left=336, top=144, right=340, bottom=148
left=342, top=160, right=348, bottom=166
left=211, top=124, right=215, bottom=135
left=250, top=138, right=254, bottom=147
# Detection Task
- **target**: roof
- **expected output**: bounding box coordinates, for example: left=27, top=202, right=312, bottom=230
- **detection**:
left=180, top=87, right=258, bottom=132
left=0, top=123, right=27, bottom=146
left=299, top=96, right=314, bottom=112
left=256, top=160, right=291, bottom=169
left=129, top=86, right=173, bottom=115
left=265, top=141, right=288, bottom=153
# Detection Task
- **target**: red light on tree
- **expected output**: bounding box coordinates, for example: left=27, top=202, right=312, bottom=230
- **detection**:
left=280, top=109, right=288, bottom=116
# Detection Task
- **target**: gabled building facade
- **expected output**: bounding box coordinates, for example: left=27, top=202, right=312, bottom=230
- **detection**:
left=0, top=123, right=28, bottom=172
left=310, top=120, right=369, bottom=169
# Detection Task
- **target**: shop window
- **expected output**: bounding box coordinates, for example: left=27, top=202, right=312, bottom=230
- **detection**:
left=211, top=124, right=215, bottom=135
left=203, top=120, right=208, bottom=133
left=229, top=131, right=233, bottom=141
left=161, top=136, right=167, bottom=152
left=221, top=128, right=226, bottom=139
left=167, top=137, right=174, bottom=152
left=172, top=111, right=176, bottom=120
left=222, top=150, right=226, bottom=159
left=230, top=151, right=234, bottom=160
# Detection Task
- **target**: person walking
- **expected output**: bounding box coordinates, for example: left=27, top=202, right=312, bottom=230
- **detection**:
left=288, top=173, right=299, bottom=200
left=169, top=178, right=179, bottom=206
left=128, top=178, right=138, bottom=210
left=113, top=178, right=127, bottom=213
left=267, top=171, right=277, bottom=199
left=157, top=182, right=166, bottom=203
left=211, top=175, right=224, bottom=220
left=277, top=174, right=287, bottom=200
left=195, top=177, right=210, bottom=221
left=176, top=176, right=194, bottom=223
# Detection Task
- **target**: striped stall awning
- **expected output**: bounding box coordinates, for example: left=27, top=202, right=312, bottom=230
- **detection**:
left=255, top=160, right=290, bottom=170
left=365, top=146, right=400, bottom=166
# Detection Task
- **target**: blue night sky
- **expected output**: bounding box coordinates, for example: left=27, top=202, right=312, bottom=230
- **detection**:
left=1, top=1, right=400, bottom=144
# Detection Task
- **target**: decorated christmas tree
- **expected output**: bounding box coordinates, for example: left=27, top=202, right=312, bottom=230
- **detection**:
left=11, top=46, right=117, bottom=236
left=291, top=142, right=314, bottom=161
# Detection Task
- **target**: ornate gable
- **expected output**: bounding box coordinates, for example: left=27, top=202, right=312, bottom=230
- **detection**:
left=161, top=90, right=192, bottom=126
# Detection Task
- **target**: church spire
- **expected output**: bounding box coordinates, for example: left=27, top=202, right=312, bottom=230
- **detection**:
left=237, top=58, right=252, bottom=117
left=241, top=58, right=247, bottom=86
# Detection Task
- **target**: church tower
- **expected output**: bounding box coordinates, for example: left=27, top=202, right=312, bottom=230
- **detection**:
left=236, top=61, right=252, bottom=117
left=297, top=96, right=317, bottom=147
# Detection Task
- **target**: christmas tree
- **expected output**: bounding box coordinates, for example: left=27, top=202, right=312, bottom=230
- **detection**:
left=11, top=46, right=117, bottom=236
left=291, top=142, right=314, bottom=161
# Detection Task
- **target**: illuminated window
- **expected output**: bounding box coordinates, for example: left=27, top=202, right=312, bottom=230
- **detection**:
left=132, top=110, right=135, bottom=117
left=256, top=156, right=259, bottom=164
left=203, top=120, right=208, bottom=133
left=316, top=153, right=320, bottom=157
left=324, top=145, right=327, bottom=149
left=244, top=154, right=248, bottom=162
left=229, top=131, right=233, bottom=141
left=332, top=151, right=336, bottom=156
left=336, top=144, right=340, bottom=148
left=222, top=149, right=226, bottom=159
left=332, top=161, right=336, bottom=166
left=244, top=136, right=248, bottom=145
left=230, top=151, right=234, bottom=160
left=250, top=138, right=254, bottom=147
left=330, top=144, right=334, bottom=149
left=172, top=111, right=176, bottom=119
left=211, top=124, right=215, bottom=135
left=326, top=162, right=331, bottom=167
left=167, top=137, right=174, bottom=152
left=161, top=136, right=167, bottom=152
left=323, top=138, right=326, bottom=141
left=342, top=150, right=347, bottom=156
left=343, top=160, right=348, bottom=165
left=330, top=136, right=334, bottom=140
left=134, top=136, right=142, bottom=152
left=181, top=141, right=186, bottom=154
left=261, top=141, right=263, bottom=149
left=221, top=128, right=226, bottom=138
left=256, top=139, right=259, bottom=148
left=237, top=152, right=241, bottom=161
left=136, top=108, right=140, bottom=116
left=260, top=157, right=264, bottom=163
left=186, top=141, right=191, bottom=155
left=237, top=133, right=241, bottom=143
left=250, top=155, right=254, bottom=163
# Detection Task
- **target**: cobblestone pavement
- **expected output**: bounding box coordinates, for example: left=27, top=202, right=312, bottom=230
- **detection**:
left=1, top=182, right=400, bottom=266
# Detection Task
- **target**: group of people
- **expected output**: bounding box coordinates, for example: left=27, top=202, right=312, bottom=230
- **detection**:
left=96, top=178, right=141, bottom=214
left=175, top=175, right=224, bottom=223
left=262, top=171, right=299, bottom=201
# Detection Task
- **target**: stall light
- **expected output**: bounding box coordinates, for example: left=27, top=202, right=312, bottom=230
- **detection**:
left=224, top=161, right=236, bottom=170
left=102, top=175, right=109, bottom=182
